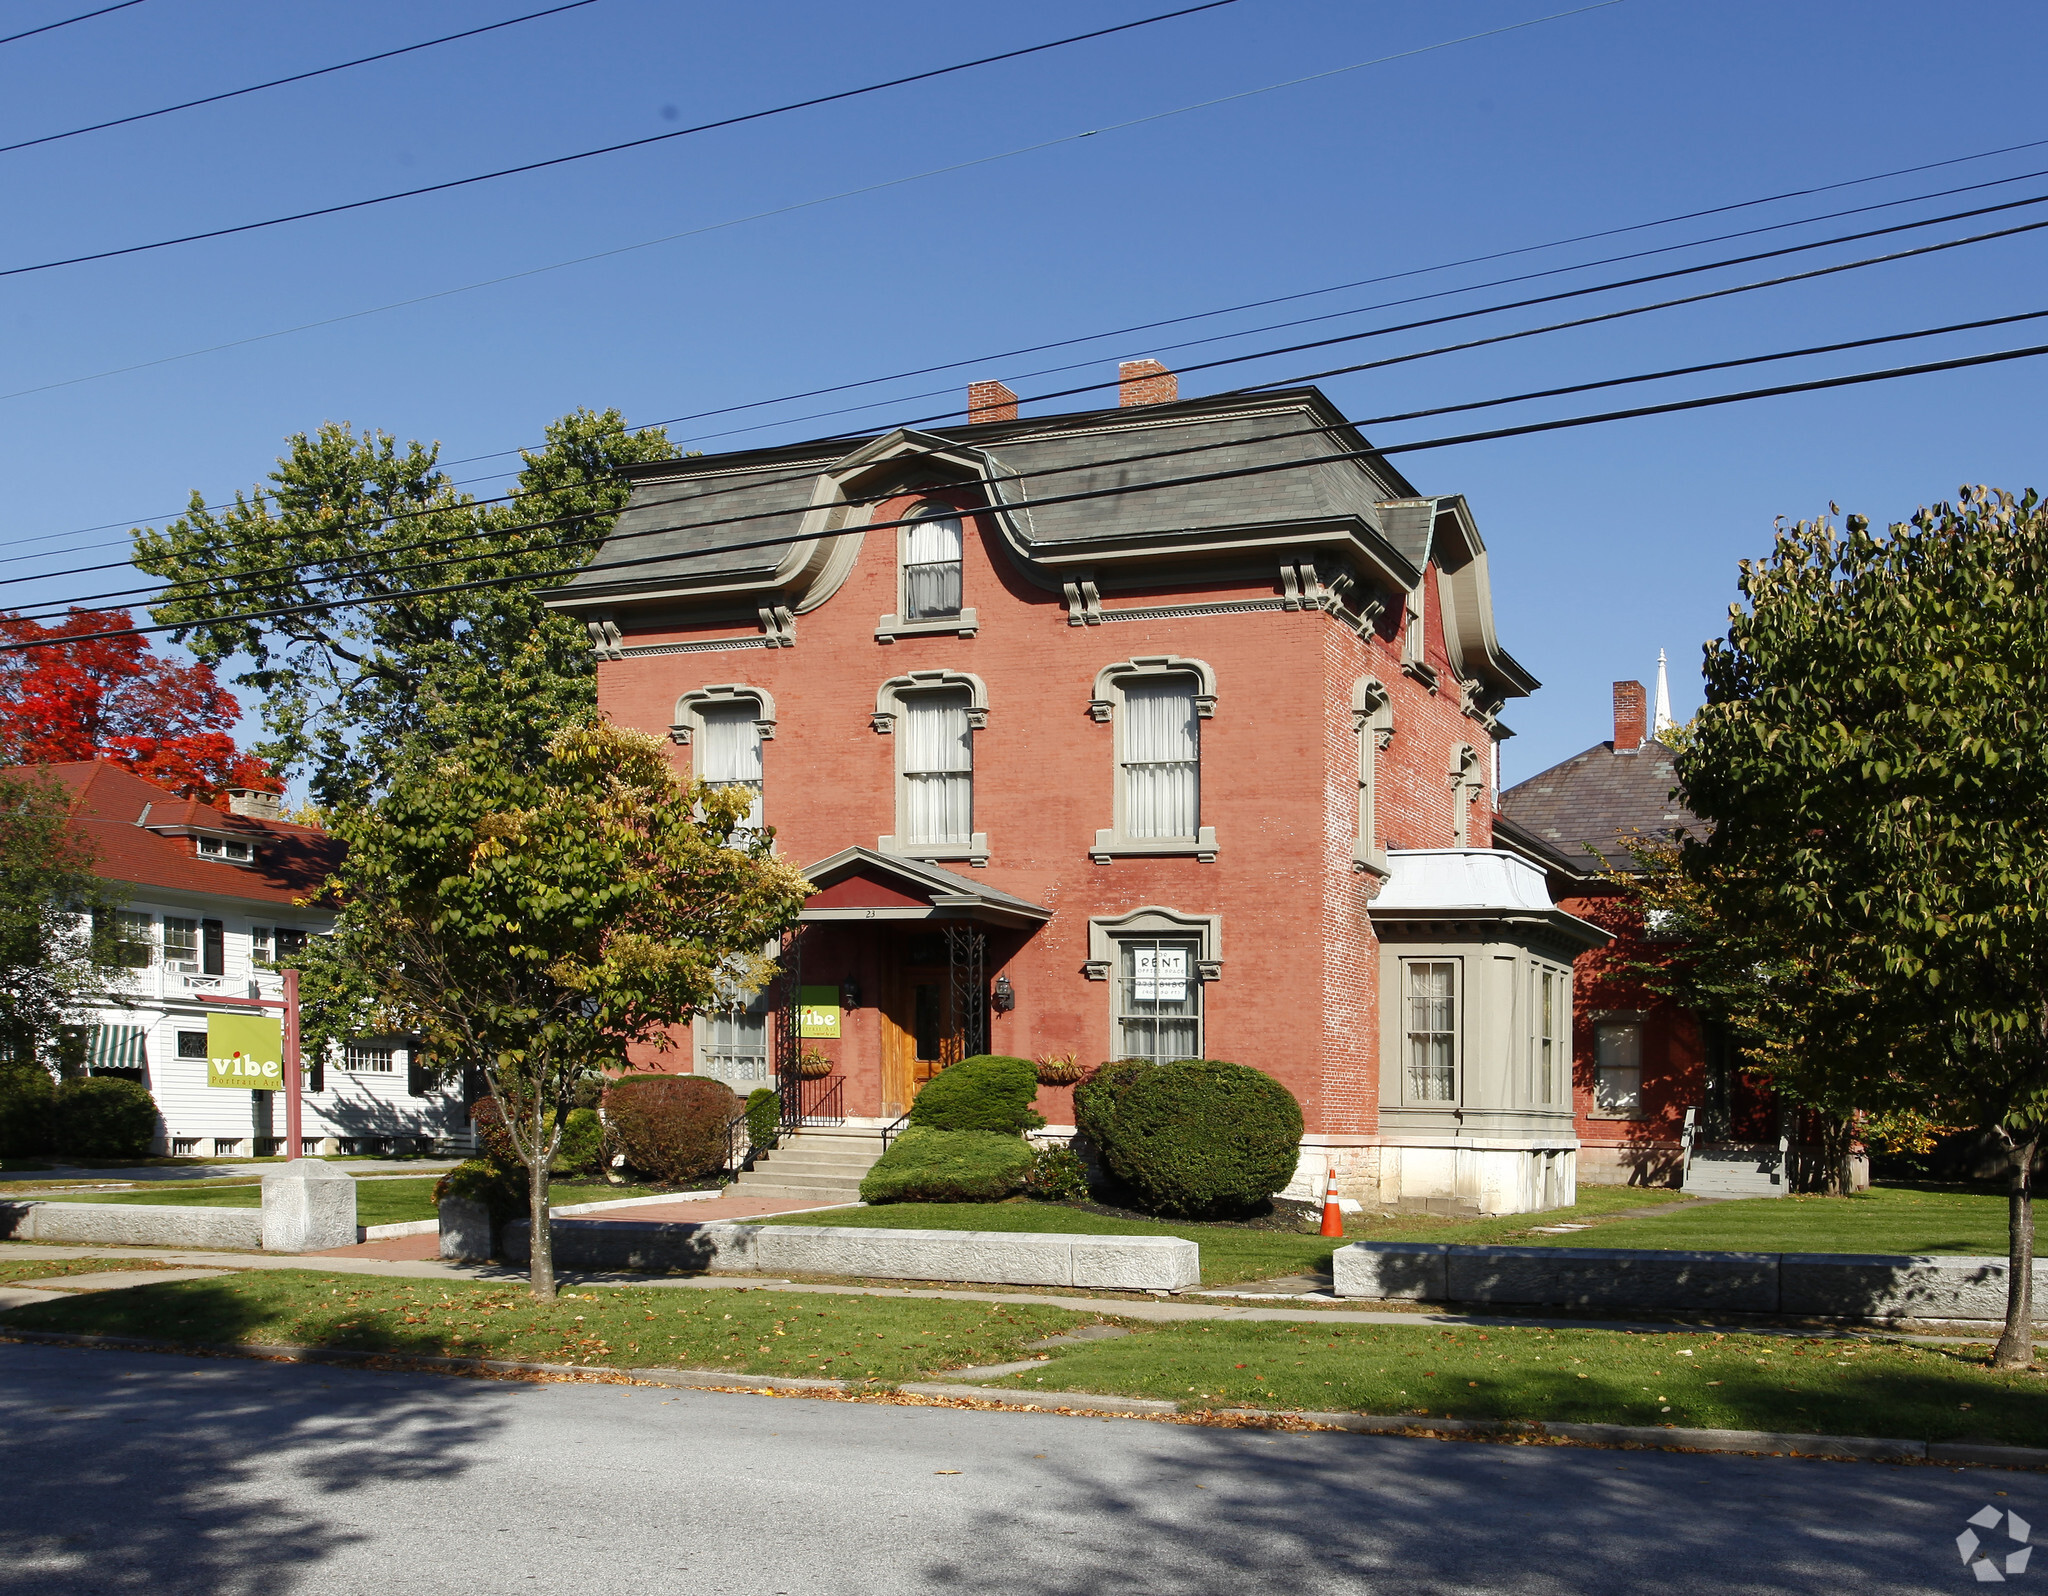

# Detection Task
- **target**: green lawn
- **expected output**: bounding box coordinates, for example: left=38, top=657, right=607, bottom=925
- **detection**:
left=0, top=1256, right=182, bottom=1286
left=0, top=1270, right=1085, bottom=1380
left=964, top=1318, right=2048, bottom=1446
left=35, top=1177, right=713, bottom=1230
left=758, top=1186, right=1692, bottom=1286
left=1512, top=1184, right=2012, bottom=1256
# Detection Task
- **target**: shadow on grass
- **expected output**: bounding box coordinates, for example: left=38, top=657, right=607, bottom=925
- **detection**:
left=0, top=1314, right=518, bottom=1596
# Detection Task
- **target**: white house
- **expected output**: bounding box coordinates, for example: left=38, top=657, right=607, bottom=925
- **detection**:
left=21, top=761, right=467, bottom=1157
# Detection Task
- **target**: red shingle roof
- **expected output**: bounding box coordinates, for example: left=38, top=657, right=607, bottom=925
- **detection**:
left=11, top=761, right=343, bottom=907
left=1497, top=739, right=1703, bottom=877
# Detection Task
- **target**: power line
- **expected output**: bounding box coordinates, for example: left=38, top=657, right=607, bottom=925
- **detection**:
left=11, top=336, right=2048, bottom=654
left=14, top=173, right=2048, bottom=598
left=0, top=1, right=603, bottom=158
left=10, top=198, right=2047, bottom=603
left=1, top=0, right=145, bottom=49
left=0, top=1, right=1241, bottom=280
left=0, top=0, right=1643, bottom=438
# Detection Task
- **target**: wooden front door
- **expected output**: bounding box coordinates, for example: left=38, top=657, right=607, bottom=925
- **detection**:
left=879, top=935, right=950, bottom=1119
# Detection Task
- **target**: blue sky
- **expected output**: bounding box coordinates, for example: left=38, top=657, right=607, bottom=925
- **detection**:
left=4, top=0, right=2047, bottom=785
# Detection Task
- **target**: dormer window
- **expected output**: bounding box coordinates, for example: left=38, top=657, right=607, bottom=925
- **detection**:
left=198, top=835, right=254, bottom=863
left=903, top=505, right=963, bottom=621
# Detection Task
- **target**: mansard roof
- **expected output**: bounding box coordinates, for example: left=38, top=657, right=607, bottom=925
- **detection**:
left=547, top=383, right=1537, bottom=701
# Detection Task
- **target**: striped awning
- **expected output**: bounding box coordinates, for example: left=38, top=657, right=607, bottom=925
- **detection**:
left=89, top=1024, right=147, bottom=1070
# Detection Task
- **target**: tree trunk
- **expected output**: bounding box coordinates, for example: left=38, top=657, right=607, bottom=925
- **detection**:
left=526, top=1097, right=557, bottom=1302
left=1992, top=1133, right=2038, bottom=1369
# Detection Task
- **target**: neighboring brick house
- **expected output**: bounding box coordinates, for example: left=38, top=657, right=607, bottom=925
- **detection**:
left=17, top=761, right=465, bottom=1156
left=1495, top=680, right=1778, bottom=1186
left=548, top=366, right=1605, bottom=1215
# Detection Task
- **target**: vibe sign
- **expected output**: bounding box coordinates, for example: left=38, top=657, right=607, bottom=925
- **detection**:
left=798, top=987, right=841, bottom=1038
left=206, top=1012, right=284, bottom=1090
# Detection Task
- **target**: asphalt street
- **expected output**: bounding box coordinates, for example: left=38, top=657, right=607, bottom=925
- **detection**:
left=0, top=1342, right=2032, bottom=1595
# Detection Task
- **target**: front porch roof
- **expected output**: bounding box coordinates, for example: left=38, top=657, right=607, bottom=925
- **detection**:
left=796, top=846, right=1053, bottom=930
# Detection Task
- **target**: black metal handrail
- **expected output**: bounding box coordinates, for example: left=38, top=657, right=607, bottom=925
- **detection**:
left=880, top=1109, right=912, bottom=1150
left=722, top=1108, right=757, bottom=1177
left=787, top=1074, right=845, bottom=1128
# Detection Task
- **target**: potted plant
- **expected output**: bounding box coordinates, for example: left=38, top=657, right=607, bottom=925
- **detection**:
left=1034, top=1051, right=1087, bottom=1086
left=796, top=1046, right=834, bottom=1080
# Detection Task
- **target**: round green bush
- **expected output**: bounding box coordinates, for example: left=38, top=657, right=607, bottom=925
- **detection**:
left=859, top=1126, right=1035, bottom=1204
left=605, top=1074, right=738, bottom=1183
left=52, top=1076, right=159, bottom=1160
left=908, top=1054, right=1045, bottom=1134
left=0, top=1066, right=55, bottom=1158
left=1073, top=1058, right=1302, bottom=1218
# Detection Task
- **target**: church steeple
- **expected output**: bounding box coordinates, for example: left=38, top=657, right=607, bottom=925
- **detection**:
left=1652, top=649, right=1675, bottom=739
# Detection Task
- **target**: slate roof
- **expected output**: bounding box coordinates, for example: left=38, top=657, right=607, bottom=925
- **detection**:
left=554, top=389, right=1419, bottom=599
left=14, top=761, right=343, bottom=907
left=1495, top=740, right=1703, bottom=877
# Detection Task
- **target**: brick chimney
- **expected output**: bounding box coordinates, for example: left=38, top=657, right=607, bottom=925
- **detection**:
left=966, top=379, right=1017, bottom=424
left=1613, top=681, right=1647, bottom=753
left=1118, top=359, right=1177, bottom=407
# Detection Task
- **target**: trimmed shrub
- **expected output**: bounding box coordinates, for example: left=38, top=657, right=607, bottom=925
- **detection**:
left=606, top=1074, right=738, bottom=1184
left=52, top=1076, right=159, bottom=1160
left=0, top=1066, right=55, bottom=1158
left=555, top=1106, right=605, bottom=1177
left=744, top=1086, right=780, bottom=1158
left=1023, top=1143, right=1089, bottom=1201
left=859, top=1126, right=1035, bottom=1204
left=908, top=1054, right=1045, bottom=1135
left=434, top=1157, right=526, bottom=1218
left=1073, top=1058, right=1302, bottom=1218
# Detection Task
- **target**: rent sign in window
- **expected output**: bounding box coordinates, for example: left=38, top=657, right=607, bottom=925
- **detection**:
left=206, top=1013, right=284, bottom=1090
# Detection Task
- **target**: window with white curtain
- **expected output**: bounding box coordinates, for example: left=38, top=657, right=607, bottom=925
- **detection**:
left=1594, top=1017, right=1643, bottom=1116
left=902, top=507, right=963, bottom=620
left=902, top=689, right=972, bottom=845
left=701, top=1000, right=769, bottom=1084
left=1121, top=675, right=1199, bottom=840
left=697, top=701, right=764, bottom=832
left=1405, top=959, right=1459, bottom=1103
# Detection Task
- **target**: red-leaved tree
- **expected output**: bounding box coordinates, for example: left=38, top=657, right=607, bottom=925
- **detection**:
left=0, top=608, right=278, bottom=800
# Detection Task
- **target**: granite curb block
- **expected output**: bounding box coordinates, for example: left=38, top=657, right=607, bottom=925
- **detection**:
left=363, top=1220, right=440, bottom=1241
left=3, top=1325, right=2044, bottom=1468
left=1333, top=1240, right=2048, bottom=1321
left=0, top=1201, right=263, bottom=1250
left=500, top=1219, right=1200, bottom=1291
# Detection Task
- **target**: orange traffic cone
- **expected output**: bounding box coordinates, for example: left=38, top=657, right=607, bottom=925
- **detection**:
left=1319, top=1173, right=1345, bottom=1238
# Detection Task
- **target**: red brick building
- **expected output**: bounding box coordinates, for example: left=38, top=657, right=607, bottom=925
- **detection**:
left=1495, top=680, right=1780, bottom=1186
left=550, top=367, right=1605, bottom=1214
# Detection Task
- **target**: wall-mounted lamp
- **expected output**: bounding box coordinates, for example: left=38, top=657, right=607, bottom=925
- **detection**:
left=991, top=974, right=1016, bottom=1014
left=839, top=977, right=861, bottom=1012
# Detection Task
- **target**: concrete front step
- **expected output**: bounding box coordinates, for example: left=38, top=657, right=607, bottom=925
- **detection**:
left=729, top=1183, right=866, bottom=1203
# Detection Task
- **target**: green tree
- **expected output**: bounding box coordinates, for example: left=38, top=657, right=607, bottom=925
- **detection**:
left=298, top=722, right=812, bottom=1298
left=0, top=770, right=138, bottom=1076
left=132, top=409, right=675, bottom=809
left=1676, top=490, right=2048, bottom=1366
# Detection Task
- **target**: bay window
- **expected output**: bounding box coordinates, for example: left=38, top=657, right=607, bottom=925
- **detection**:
left=1404, top=959, right=1459, bottom=1103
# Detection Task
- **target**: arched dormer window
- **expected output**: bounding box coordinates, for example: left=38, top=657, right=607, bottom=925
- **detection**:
left=877, top=501, right=979, bottom=642
left=1353, top=678, right=1393, bottom=875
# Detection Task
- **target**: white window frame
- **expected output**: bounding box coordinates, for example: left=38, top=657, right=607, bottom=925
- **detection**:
left=1401, top=957, right=1461, bottom=1106
left=1352, top=678, right=1393, bottom=875
left=344, top=1042, right=397, bottom=1074
left=873, top=670, right=990, bottom=865
left=162, top=916, right=200, bottom=974
left=111, top=909, right=154, bottom=968
left=1109, top=937, right=1204, bottom=1064
left=876, top=500, right=979, bottom=642
left=697, top=989, right=773, bottom=1086
left=1450, top=743, right=1482, bottom=848
left=197, top=835, right=254, bottom=863
left=1593, top=1014, right=1646, bottom=1119
left=1089, top=655, right=1219, bottom=863
left=1528, top=961, right=1569, bottom=1107
left=670, top=684, right=776, bottom=838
